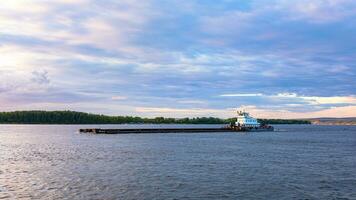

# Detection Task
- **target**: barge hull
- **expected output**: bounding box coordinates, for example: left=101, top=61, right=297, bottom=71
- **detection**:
left=79, top=127, right=273, bottom=134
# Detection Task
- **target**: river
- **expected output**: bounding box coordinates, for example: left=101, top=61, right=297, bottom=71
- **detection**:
left=0, top=125, right=355, bottom=199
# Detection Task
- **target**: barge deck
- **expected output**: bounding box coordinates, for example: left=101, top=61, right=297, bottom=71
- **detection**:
left=79, top=126, right=273, bottom=134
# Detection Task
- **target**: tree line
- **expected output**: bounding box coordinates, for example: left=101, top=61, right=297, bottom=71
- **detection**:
left=0, top=111, right=311, bottom=124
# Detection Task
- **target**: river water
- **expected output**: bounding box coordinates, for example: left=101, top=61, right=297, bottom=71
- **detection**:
left=0, top=125, right=355, bottom=199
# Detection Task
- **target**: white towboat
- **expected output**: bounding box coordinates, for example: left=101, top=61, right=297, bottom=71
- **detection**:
left=236, top=111, right=260, bottom=127
left=231, top=111, right=274, bottom=131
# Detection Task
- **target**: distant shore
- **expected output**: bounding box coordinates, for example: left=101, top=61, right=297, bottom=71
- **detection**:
left=1, top=110, right=355, bottom=125
left=0, top=110, right=312, bottom=125
left=310, top=120, right=356, bottom=126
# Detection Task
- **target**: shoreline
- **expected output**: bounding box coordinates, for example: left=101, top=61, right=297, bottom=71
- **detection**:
left=0, top=123, right=355, bottom=126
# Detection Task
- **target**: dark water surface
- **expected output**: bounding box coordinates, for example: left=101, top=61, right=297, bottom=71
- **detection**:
left=1, top=125, right=355, bottom=200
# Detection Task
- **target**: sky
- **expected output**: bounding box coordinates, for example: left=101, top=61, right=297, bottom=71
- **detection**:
left=0, top=0, right=355, bottom=118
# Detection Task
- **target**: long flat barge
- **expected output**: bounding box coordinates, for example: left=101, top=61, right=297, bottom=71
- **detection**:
left=79, top=111, right=275, bottom=134
left=79, top=126, right=273, bottom=134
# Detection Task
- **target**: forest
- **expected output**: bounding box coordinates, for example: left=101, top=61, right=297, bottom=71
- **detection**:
left=0, top=111, right=311, bottom=124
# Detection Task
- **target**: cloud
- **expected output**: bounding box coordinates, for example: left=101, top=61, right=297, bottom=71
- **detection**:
left=177, top=100, right=207, bottom=105
left=0, top=0, right=355, bottom=118
left=280, top=0, right=356, bottom=23
left=300, top=96, right=356, bottom=105
left=219, top=92, right=356, bottom=114
left=135, top=107, right=236, bottom=118
left=220, top=93, right=263, bottom=97
left=133, top=104, right=356, bottom=119
left=111, top=96, right=128, bottom=100
left=273, top=93, right=356, bottom=106
left=31, top=70, right=50, bottom=84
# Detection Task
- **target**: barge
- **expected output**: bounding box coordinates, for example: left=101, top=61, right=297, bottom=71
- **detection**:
left=79, top=111, right=274, bottom=134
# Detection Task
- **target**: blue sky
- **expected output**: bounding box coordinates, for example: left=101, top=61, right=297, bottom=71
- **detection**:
left=0, top=0, right=355, bottom=118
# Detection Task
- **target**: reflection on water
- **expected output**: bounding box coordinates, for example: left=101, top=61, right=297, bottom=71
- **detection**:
left=1, top=125, right=356, bottom=199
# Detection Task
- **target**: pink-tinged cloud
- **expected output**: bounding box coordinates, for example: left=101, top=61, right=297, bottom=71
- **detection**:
left=0, top=0, right=355, bottom=118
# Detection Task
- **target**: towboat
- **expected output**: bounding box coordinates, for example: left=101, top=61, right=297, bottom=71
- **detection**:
left=231, top=111, right=274, bottom=131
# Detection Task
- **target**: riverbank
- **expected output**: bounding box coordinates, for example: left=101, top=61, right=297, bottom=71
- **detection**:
left=0, top=110, right=311, bottom=125
left=311, top=120, right=356, bottom=125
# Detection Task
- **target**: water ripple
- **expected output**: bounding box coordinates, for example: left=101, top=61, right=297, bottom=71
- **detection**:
left=0, top=125, right=356, bottom=199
